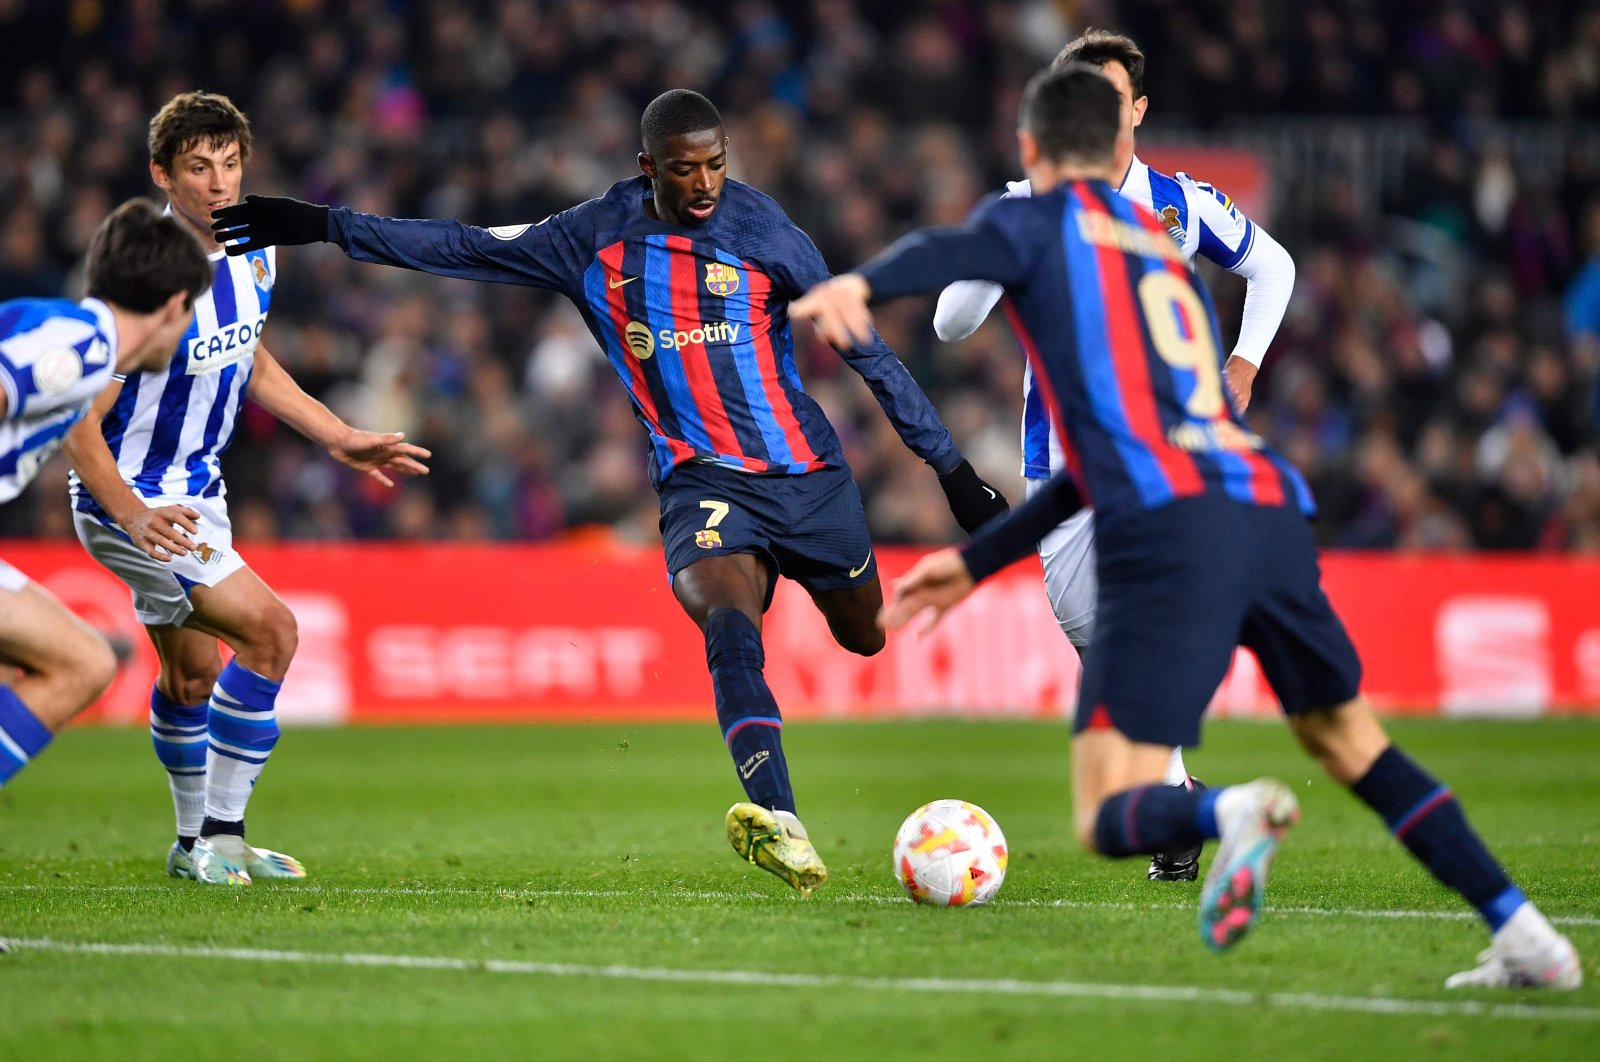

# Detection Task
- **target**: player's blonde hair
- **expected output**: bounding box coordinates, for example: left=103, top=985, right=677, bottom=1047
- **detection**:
left=148, top=91, right=253, bottom=173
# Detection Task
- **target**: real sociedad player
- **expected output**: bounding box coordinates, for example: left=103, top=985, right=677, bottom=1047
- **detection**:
left=796, top=65, right=1580, bottom=989
left=935, top=31, right=1298, bottom=882
left=211, top=89, right=1010, bottom=896
left=64, top=92, right=431, bottom=887
left=1, top=201, right=210, bottom=791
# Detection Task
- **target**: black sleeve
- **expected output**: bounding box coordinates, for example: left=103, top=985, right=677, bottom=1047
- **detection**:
left=959, top=473, right=1085, bottom=583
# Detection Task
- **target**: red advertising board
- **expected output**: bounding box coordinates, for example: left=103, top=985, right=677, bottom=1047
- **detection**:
left=3, top=542, right=1599, bottom=724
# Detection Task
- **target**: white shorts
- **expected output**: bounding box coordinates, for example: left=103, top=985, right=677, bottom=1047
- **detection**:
left=72, top=494, right=247, bottom=627
left=0, top=557, right=29, bottom=593
left=1029, top=479, right=1097, bottom=648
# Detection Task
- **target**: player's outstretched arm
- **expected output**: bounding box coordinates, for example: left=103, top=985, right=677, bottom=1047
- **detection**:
left=791, top=275, right=1008, bottom=532
left=212, top=195, right=581, bottom=292
left=882, top=548, right=975, bottom=634
left=248, top=346, right=431, bottom=488
left=63, top=384, right=199, bottom=561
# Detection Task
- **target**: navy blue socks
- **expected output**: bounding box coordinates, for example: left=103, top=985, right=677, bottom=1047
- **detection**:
left=1351, top=745, right=1524, bottom=930
left=1093, top=784, right=1216, bottom=857
left=704, top=608, right=795, bottom=814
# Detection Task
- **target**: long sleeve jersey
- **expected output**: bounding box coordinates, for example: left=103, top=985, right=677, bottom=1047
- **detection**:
left=934, top=157, right=1295, bottom=481
left=328, top=176, right=960, bottom=490
left=859, top=181, right=1313, bottom=525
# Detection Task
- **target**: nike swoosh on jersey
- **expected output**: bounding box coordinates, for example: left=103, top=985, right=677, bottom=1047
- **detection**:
left=608, top=275, right=639, bottom=289
left=848, top=554, right=873, bottom=578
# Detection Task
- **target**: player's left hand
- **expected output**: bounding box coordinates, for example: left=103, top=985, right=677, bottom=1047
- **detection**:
left=881, top=548, right=976, bottom=634
left=1225, top=356, right=1257, bottom=413
left=329, top=430, right=432, bottom=487
left=211, top=194, right=331, bottom=255
left=938, top=459, right=1009, bottom=534
left=789, top=274, right=874, bottom=349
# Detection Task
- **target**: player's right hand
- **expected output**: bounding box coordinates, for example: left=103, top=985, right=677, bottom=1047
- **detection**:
left=790, top=274, right=875, bottom=349
left=120, top=504, right=201, bottom=562
left=210, top=195, right=331, bottom=255
left=880, top=548, right=976, bottom=635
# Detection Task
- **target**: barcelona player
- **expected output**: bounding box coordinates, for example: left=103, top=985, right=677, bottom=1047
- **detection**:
left=937, top=31, right=1299, bottom=882
left=2, top=201, right=209, bottom=791
left=794, top=65, right=1579, bottom=988
left=210, top=89, right=1008, bottom=895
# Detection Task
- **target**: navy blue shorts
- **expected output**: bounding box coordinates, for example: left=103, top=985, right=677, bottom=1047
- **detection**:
left=659, top=461, right=877, bottom=610
left=1075, top=495, right=1363, bottom=748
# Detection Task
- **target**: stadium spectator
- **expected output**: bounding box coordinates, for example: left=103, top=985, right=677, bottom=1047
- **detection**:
left=0, top=0, right=1596, bottom=552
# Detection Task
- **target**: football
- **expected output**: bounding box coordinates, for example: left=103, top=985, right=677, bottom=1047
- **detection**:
left=892, top=799, right=1009, bottom=906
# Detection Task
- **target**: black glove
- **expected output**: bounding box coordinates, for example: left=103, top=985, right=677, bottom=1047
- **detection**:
left=210, top=195, right=331, bottom=256
left=938, top=459, right=1009, bottom=535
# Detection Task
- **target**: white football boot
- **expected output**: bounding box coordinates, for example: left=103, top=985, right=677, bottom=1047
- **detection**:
left=191, top=835, right=306, bottom=886
left=1198, top=779, right=1300, bottom=950
left=165, top=841, right=199, bottom=881
left=1446, top=904, right=1582, bottom=990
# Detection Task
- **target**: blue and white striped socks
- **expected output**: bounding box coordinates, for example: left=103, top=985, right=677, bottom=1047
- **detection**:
left=204, top=661, right=282, bottom=824
left=0, top=688, right=52, bottom=786
left=150, top=687, right=207, bottom=840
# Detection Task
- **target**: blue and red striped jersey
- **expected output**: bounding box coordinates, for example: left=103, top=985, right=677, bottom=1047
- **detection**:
left=329, top=177, right=959, bottom=489
left=859, top=180, right=1313, bottom=522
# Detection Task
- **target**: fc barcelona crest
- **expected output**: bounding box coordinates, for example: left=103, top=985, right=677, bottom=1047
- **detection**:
left=703, top=262, right=740, bottom=297
left=695, top=528, right=723, bottom=549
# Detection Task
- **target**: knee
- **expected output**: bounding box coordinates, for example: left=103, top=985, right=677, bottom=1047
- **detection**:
left=54, top=632, right=116, bottom=717
left=249, top=602, right=299, bottom=674
left=1289, top=705, right=1386, bottom=785
left=78, top=638, right=117, bottom=708
left=839, top=626, right=885, bottom=658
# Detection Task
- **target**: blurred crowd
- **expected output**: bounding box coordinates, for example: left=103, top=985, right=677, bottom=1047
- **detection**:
left=1, top=0, right=1598, bottom=551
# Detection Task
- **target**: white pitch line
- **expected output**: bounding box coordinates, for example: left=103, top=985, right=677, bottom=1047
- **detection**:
left=2, top=882, right=1596, bottom=927
left=5, top=937, right=1596, bottom=1024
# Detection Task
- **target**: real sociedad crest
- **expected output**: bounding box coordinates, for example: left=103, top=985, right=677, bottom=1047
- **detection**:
left=703, top=262, right=740, bottom=297
left=1158, top=206, right=1184, bottom=241
left=251, top=256, right=273, bottom=291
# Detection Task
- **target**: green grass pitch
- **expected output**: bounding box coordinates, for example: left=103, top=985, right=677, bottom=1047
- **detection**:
left=1, top=718, right=1597, bottom=1060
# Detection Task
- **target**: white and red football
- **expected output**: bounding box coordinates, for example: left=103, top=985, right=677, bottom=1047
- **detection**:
left=892, top=799, right=1009, bottom=907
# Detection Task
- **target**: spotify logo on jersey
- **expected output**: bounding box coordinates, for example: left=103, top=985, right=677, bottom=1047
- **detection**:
left=624, top=321, right=655, bottom=360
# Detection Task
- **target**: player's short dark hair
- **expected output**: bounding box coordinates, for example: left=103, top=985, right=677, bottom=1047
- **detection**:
left=85, top=199, right=211, bottom=314
left=148, top=90, right=253, bottom=173
left=1052, top=29, right=1145, bottom=97
left=640, top=89, right=723, bottom=157
left=1019, top=64, right=1121, bottom=166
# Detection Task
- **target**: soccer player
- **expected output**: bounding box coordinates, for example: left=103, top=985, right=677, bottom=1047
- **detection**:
left=936, top=31, right=1298, bottom=882
left=794, top=65, right=1580, bottom=988
left=210, top=89, right=1009, bottom=895
left=64, top=92, right=430, bottom=886
left=2, top=200, right=210, bottom=789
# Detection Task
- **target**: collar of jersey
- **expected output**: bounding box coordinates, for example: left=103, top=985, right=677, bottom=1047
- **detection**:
left=1117, top=154, right=1146, bottom=195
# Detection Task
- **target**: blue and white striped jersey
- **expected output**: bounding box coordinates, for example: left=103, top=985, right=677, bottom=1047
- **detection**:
left=70, top=244, right=273, bottom=515
left=1023, top=158, right=1254, bottom=480
left=0, top=298, right=118, bottom=503
left=935, top=154, right=1283, bottom=482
